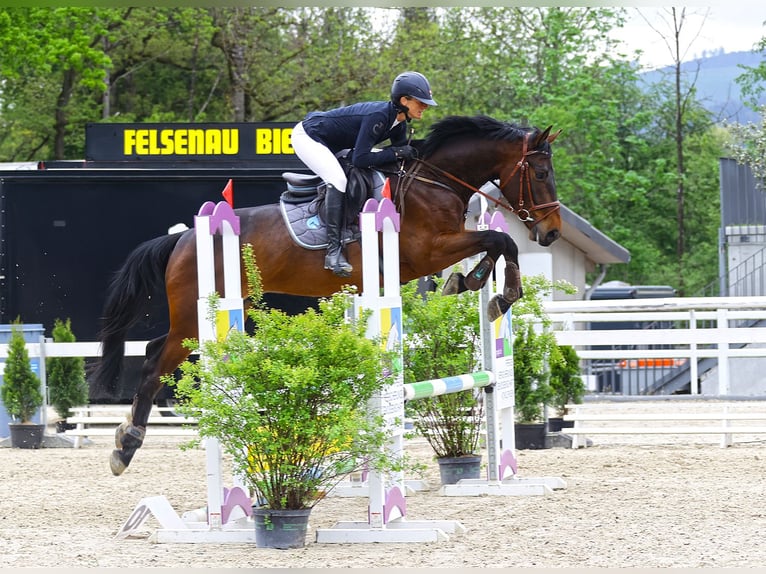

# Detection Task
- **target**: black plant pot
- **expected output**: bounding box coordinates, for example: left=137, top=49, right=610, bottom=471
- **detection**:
left=547, top=417, right=574, bottom=433
left=8, top=423, right=45, bottom=449
left=514, top=422, right=549, bottom=450
left=253, top=507, right=311, bottom=549
left=436, top=455, right=482, bottom=485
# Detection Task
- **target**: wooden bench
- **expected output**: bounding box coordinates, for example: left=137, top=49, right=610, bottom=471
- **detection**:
left=65, top=404, right=198, bottom=448
left=563, top=401, right=766, bottom=448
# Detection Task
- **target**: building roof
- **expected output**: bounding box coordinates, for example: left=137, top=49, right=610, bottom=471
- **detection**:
left=559, top=204, right=630, bottom=264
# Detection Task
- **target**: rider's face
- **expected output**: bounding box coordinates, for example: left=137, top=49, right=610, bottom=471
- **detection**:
left=401, top=96, right=429, bottom=120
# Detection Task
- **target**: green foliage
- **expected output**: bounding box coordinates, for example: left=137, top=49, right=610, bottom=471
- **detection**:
left=1, top=320, right=43, bottom=422
left=167, top=244, right=400, bottom=510
left=549, top=344, right=585, bottom=416
left=512, top=275, right=577, bottom=423
left=725, top=106, right=766, bottom=182
left=46, top=318, right=88, bottom=420
left=401, top=276, right=483, bottom=459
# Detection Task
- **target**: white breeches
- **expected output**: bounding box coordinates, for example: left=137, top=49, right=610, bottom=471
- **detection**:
left=291, top=121, right=348, bottom=193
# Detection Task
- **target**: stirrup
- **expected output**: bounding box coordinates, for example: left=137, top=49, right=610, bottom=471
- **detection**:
left=325, top=254, right=352, bottom=277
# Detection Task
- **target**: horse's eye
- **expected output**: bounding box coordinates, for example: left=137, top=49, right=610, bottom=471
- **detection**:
left=535, top=170, right=547, bottom=180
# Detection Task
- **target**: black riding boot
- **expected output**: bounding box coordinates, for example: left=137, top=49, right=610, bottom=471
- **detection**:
left=324, top=184, right=352, bottom=277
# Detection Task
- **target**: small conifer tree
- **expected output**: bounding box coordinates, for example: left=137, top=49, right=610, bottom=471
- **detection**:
left=47, top=318, right=88, bottom=420
left=1, top=321, right=43, bottom=422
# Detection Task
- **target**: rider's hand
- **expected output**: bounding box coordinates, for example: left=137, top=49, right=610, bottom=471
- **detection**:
left=391, top=145, right=418, bottom=160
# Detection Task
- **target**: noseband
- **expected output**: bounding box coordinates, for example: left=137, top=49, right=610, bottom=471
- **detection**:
left=405, top=132, right=560, bottom=229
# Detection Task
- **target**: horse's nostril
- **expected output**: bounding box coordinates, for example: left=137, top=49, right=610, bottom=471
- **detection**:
left=539, top=229, right=561, bottom=246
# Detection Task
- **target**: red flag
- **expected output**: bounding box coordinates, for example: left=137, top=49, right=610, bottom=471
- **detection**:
left=222, top=179, right=234, bottom=207
left=382, top=177, right=391, bottom=200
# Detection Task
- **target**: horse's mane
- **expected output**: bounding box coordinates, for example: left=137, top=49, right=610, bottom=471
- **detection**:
left=420, top=115, right=530, bottom=158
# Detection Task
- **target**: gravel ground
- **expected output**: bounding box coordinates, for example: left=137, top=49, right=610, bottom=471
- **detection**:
left=2, top=419, right=765, bottom=568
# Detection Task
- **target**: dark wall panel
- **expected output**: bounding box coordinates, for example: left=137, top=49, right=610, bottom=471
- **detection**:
left=0, top=168, right=316, bottom=401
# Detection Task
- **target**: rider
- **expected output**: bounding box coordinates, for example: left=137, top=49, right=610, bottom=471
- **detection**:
left=291, top=71, right=437, bottom=277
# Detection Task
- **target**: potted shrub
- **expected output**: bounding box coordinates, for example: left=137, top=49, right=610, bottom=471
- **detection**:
left=46, top=318, right=89, bottom=433
left=512, top=275, right=576, bottom=449
left=1, top=320, right=45, bottom=448
left=401, top=276, right=484, bottom=485
left=548, top=344, right=586, bottom=432
left=167, top=245, right=400, bottom=549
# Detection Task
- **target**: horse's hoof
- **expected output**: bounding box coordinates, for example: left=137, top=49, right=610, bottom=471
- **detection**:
left=110, top=450, right=128, bottom=476
left=487, top=295, right=512, bottom=322
left=442, top=272, right=462, bottom=295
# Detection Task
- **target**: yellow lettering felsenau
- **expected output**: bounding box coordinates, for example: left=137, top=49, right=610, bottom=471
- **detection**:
left=122, top=128, right=240, bottom=156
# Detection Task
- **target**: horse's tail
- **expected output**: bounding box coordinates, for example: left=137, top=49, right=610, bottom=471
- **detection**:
left=91, top=233, right=184, bottom=397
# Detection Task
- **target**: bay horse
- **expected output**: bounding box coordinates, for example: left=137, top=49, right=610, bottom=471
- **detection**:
left=93, top=115, right=562, bottom=475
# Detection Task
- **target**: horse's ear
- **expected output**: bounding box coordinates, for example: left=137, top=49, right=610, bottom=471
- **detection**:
left=534, top=125, right=553, bottom=148
left=547, top=128, right=562, bottom=144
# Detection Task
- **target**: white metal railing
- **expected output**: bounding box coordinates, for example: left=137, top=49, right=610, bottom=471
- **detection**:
left=5, top=295, right=766, bottom=400
left=541, top=296, right=766, bottom=395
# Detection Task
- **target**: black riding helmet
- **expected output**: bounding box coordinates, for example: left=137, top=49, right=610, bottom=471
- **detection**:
left=391, top=71, right=438, bottom=114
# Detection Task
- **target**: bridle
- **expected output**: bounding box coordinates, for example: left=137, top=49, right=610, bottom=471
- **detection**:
left=399, top=132, right=560, bottom=229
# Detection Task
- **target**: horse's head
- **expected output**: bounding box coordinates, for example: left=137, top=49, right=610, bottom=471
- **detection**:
left=498, top=125, right=561, bottom=247
left=419, top=116, right=562, bottom=248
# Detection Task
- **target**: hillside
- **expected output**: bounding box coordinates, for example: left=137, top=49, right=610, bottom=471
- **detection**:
left=641, top=50, right=765, bottom=124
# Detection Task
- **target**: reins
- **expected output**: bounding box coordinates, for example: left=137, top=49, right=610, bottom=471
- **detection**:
left=399, top=132, right=560, bottom=228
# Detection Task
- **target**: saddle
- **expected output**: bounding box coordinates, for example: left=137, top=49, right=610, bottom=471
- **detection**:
left=279, top=160, right=387, bottom=250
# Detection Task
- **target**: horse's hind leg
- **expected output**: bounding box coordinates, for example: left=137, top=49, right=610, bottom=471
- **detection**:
left=110, top=335, right=168, bottom=476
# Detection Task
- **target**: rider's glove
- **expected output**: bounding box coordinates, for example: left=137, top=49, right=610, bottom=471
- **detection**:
left=391, top=145, right=418, bottom=160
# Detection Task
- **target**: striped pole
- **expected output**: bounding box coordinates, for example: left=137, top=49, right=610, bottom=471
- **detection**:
left=403, top=371, right=494, bottom=401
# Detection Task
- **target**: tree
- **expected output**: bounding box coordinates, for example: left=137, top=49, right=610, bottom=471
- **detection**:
left=725, top=106, right=766, bottom=182
left=0, top=8, right=116, bottom=160
left=1, top=322, right=43, bottom=423
left=46, top=318, right=88, bottom=422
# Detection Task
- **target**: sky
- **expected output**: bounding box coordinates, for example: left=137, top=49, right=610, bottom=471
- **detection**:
left=613, top=4, right=766, bottom=70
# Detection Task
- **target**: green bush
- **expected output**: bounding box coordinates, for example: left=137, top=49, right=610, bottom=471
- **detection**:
left=511, top=275, right=577, bottom=423
left=47, top=318, right=88, bottom=420
left=401, top=276, right=484, bottom=459
left=168, top=244, right=403, bottom=510
left=1, top=321, right=43, bottom=423
left=549, top=344, right=586, bottom=416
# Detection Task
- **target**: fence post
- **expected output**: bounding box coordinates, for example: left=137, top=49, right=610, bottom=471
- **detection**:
left=716, top=307, right=730, bottom=395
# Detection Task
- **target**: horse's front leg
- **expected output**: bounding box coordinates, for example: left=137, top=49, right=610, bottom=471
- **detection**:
left=440, top=231, right=522, bottom=321
left=442, top=254, right=495, bottom=294
left=486, top=259, right=522, bottom=322
left=111, top=335, right=171, bottom=476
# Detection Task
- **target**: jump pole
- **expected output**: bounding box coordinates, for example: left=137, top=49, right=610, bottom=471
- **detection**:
left=315, top=197, right=466, bottom=544
left=116, top=190, right=255, bottom=544
left=439, top=210, right=566, bottom=496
